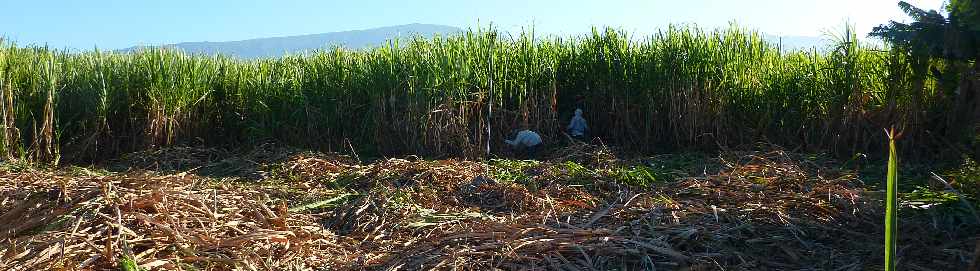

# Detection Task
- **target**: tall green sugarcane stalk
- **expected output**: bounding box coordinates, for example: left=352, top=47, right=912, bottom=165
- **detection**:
left=885, top=128, right=900, bottom=271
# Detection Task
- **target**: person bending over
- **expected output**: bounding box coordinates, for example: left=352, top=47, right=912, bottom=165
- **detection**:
left=504, top=129, right=543, bottom=159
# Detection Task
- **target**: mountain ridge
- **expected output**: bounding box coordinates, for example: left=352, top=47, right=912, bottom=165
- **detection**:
left=119, top=23, right=465, bottom=58
left=119, top=24, right=831, bottom=58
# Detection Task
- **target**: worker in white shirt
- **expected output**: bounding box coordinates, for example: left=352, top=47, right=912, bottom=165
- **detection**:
left=567, top=108, right=588, bottom=140
left=504, top=129, right=543, bottom=159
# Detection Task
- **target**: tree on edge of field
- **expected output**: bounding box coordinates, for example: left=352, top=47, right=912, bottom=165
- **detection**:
left=869, top=0, right=980, bottom=157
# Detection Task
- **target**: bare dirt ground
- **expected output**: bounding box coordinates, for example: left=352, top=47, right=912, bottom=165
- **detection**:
left=1, top=143, right=977, bottom=270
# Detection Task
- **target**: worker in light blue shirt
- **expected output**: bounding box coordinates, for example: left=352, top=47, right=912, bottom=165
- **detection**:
left=567, top=108, right=588, bottom=140
left=504, top=129, right=543, bottom=159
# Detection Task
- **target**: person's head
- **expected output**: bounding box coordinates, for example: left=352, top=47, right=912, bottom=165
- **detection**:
left=574, top=108, right=583, bottom=116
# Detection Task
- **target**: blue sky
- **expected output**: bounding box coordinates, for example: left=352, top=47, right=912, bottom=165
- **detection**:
left=0, top=0, right=944, bottom=50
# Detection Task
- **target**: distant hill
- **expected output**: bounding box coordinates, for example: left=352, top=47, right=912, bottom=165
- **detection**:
left=120, top=23, right=464, bottom=58
left=118, top=24, right=831, bottom=58
left=764, top=35, right=832, bottom=52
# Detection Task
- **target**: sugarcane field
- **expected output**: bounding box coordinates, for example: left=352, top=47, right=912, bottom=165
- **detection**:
left=1, top=0, right=979, bottom=270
